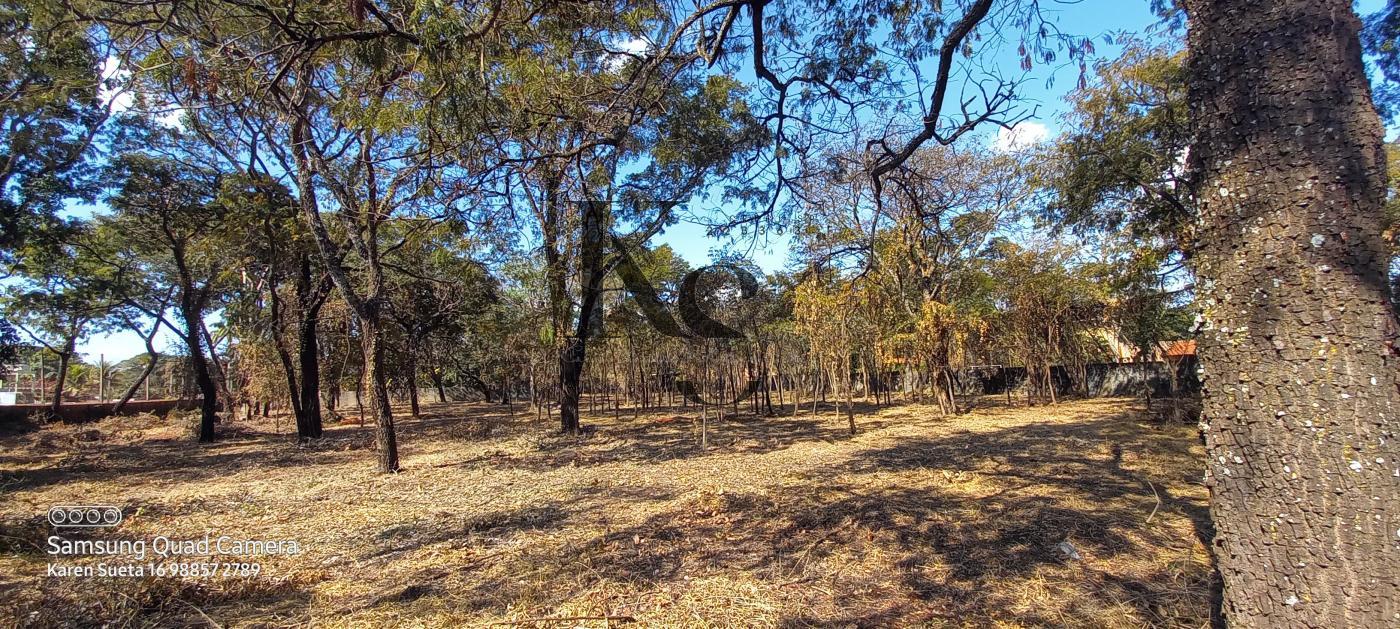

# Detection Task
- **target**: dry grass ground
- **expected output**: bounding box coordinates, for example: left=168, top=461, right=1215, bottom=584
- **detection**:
left=0, top=395, right=1216, bottom=628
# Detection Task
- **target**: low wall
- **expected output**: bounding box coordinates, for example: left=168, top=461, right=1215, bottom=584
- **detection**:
left=0, top=398, right=200, bottom=425
left=944, top=359, right=1200, bottom=398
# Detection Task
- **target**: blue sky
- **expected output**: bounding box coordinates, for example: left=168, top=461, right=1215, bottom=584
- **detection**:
left=73, top=0, right=1391, bottom=362
left=651, top=0, right=1181, bottom=272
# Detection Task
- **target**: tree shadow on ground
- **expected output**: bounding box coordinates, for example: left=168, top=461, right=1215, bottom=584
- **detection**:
left=1, top=396, right=1218, bottom=626
left=421, top=407, right=1217, bottom=627
left=414, top=399, right=911, bottom=473
left=0, top=399, right=512, bottom=495
left=359, top=503, right=573, bottom=564
left=0, top=429, right=365, bottom=495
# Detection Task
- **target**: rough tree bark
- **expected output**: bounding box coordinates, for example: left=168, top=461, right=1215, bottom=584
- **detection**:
left=556, top=198, right=610, bottom=434
left=296, top=313, right=323, bottom=436
left=558, top=338, right=584, bottom=433
left=295, top=254, right=328, bottom=438
left=1184, top=1, right=1399, bottom=625
left=359, top=313, right=399, bottom=473
left=181, top=300, right=218, bottom=443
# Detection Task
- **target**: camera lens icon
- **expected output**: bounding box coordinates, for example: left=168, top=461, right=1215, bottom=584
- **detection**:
left=48, top=506, right=122, bottom=528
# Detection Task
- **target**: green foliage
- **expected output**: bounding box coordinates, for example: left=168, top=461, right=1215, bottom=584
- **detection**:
left=1, top=221, right=119, bottom=356
left=1042, top=43, right=1191, bottom=253
left=1365, top=1, right=1400, bottom=122
left=104, top=153, right=226, bottom=268
left=0, top=0, right=109, bottom=263
left=1037, top=41, right=1196, bottom=356
left=1090, top=241, right=1191, bottom=360
left=623, top=74, right=768, bottom=210
left=0, top=319, right=19, bottom=369
left=984, top=239, right=1109, bottom=369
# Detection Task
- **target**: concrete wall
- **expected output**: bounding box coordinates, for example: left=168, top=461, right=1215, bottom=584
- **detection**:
left=0, top=398, right=200, bottom=426
left=945, top=358, right=1200, bottom=398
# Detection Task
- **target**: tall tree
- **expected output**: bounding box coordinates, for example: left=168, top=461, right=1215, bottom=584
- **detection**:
left=84, top=219, right=176, bottom=414
left=1184, top=0, right=1399, bottom=624
left=1, top=231, right=115, bottom=417
left=385, top=224, right=496, bottom=418
left=0, top=0, right=110, bottom=265
left=105, top=153, right=229, bottom=442
left=499, top=68, right=764, bottom=433
left=223, top=173, right=332, bottom=439
left=1043, top=42, right=1193, bottom=255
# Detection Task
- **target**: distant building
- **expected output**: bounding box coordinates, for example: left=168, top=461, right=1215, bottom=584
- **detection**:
left=1096, top=329, right=1140, bottom=362
left=1095, top=329, right=1197, bottom=363
left=1158, top=340, right=1197, bottom=360
left=0, top=368, right=18, bottom=404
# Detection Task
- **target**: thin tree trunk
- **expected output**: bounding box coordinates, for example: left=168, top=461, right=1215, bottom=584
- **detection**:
left=775, top=349, right=786, bottom=413
left=844, top=361, right=856, bottom=435
left=406, top=336, right=421, bottom=418
left=942, top=367, right=959, bottom=415
left=200, top=320, right=233, bottom=413
left=1025, top=366, right=1033, bottom=407
left=433, top=370, right=448, bottom=403
left=1142, top=359, right=1153, bottom=409
left=270, top=320, right=304, bottom=433
left=113, top=322, right=161, bottom=414
left=354, top=371, right=364, bottom=425
left=700, top=400, right=708, bottom=449
left=1185, top=0, right=1399, bottom=623
left=48, top=340, right=74, bottom=418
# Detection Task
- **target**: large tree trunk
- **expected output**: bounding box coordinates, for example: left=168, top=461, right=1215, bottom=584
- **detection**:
left=295, top=255, right=326, bottom=439
left=558, top=338, right=583, bottom=433
left=359, top=314, right=400, bottom=472
left=297, top=312, right=323, bottom=438
left=183, top=305, right=218, bottom=443
left=1185, top=1, right=1399, bottom=624
left=555, top=197, right=608, bottom=435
